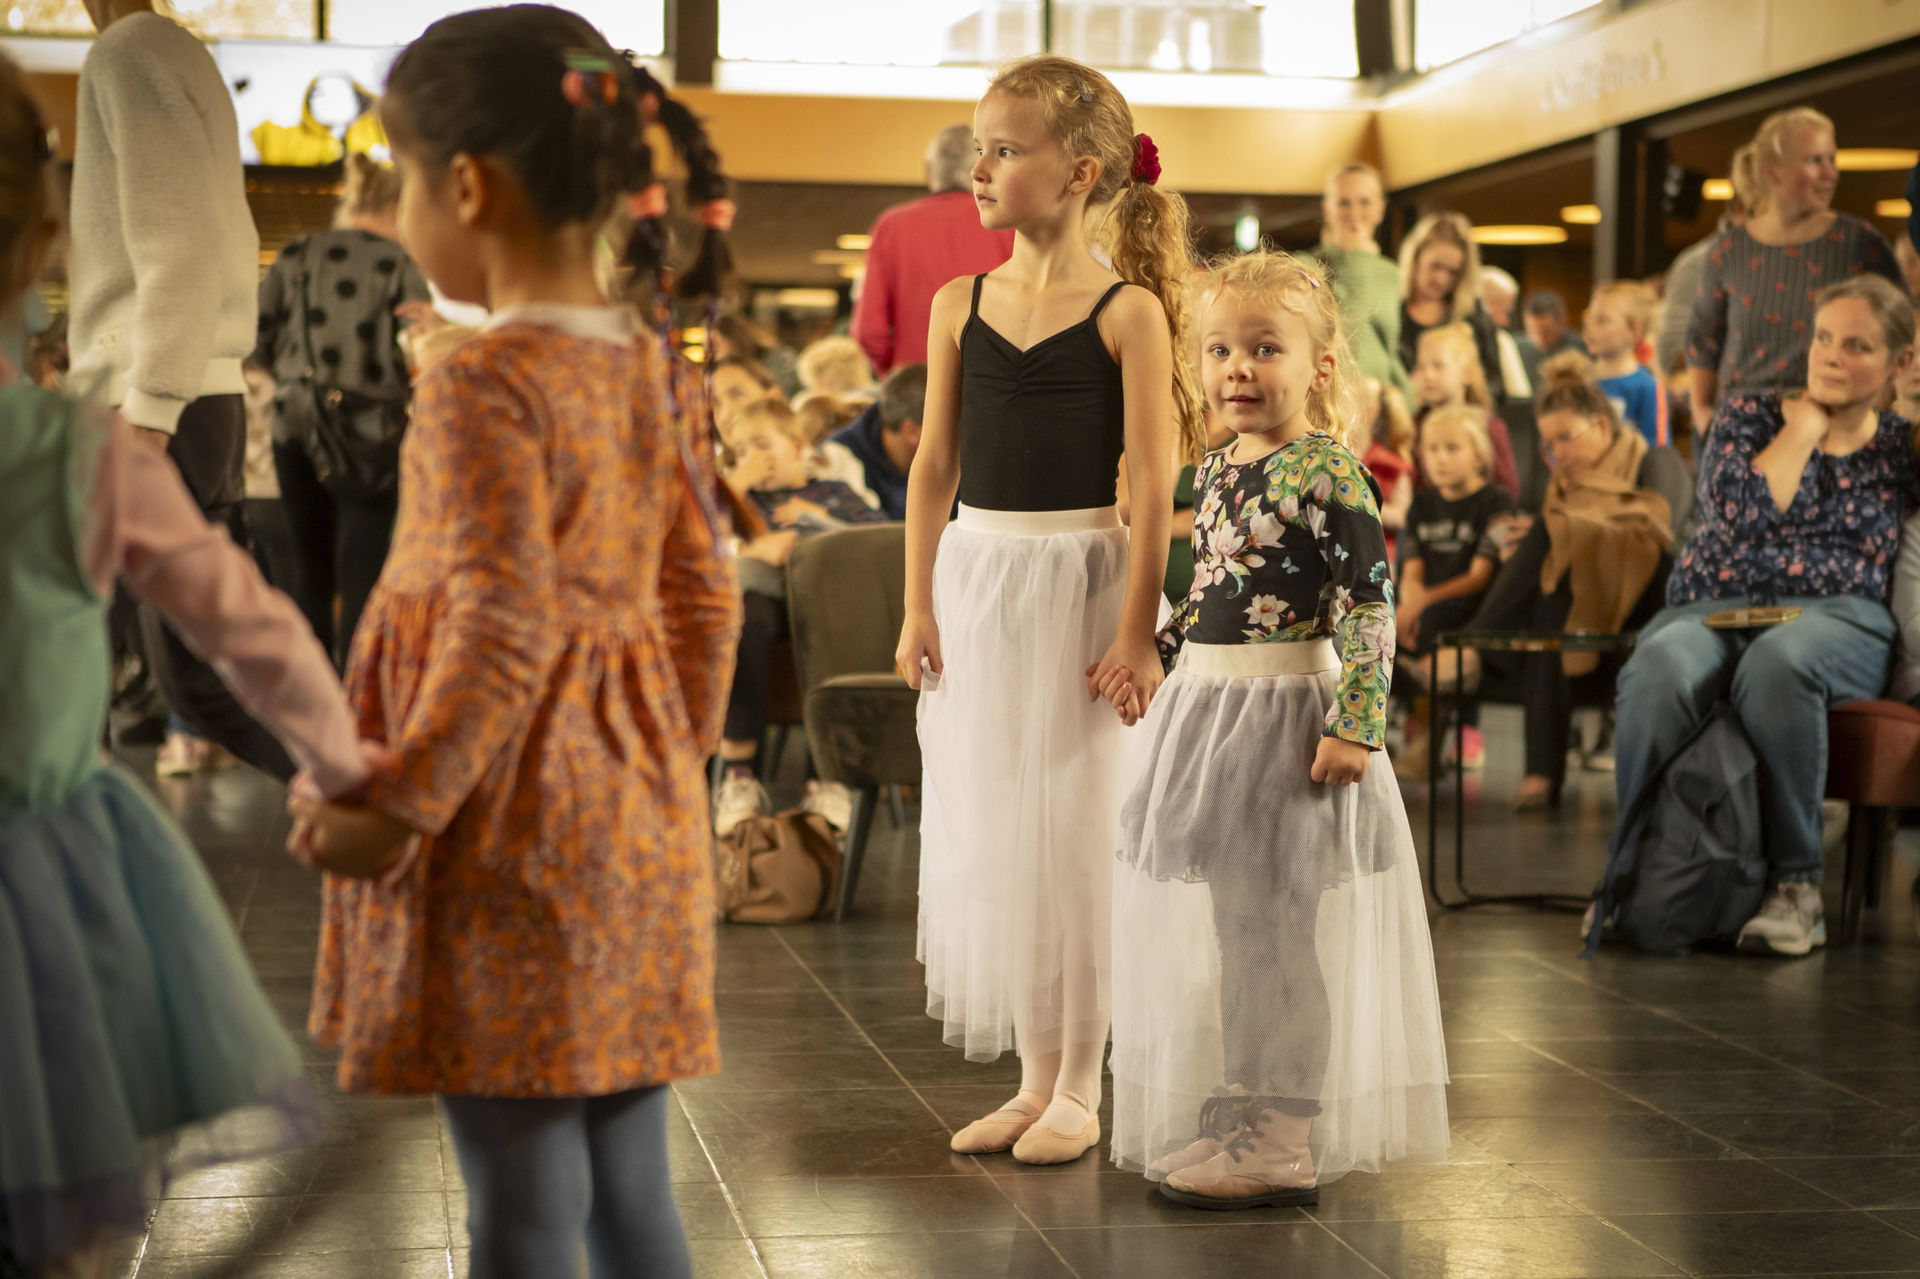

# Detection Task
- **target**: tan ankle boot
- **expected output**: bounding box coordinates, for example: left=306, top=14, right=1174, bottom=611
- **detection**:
left=1148, top=1086, right=1251, bottom=1178
left=1160, top=1105, right=1317, bottom=1209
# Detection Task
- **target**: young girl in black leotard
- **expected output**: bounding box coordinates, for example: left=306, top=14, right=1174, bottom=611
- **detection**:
left=895, top=55, right=1205, bottom=1167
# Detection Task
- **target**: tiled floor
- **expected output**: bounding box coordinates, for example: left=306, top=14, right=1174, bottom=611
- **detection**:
left=114, top=708, right=1920, bottom=1278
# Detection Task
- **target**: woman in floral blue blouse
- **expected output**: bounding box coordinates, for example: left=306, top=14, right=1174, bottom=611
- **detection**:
left=1616, top=275, right=1918, bottom=957
left=1105, top=250, right=1448, bottom=1212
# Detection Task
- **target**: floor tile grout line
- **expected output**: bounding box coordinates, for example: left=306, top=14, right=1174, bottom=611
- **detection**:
left=1300, top=1211, right=1396, bottom=1278
left=766, top=924, right=1089, bottom=1279
left=665, top=1085, right=775, bottom=1278
left=1490, top=952, right=1908, bottom=1112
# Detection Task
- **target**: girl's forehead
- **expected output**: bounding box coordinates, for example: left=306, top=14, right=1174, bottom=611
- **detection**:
left=974, top=91, right=1052, bottom=141
left=1202, top=290, right=1309, bottom=333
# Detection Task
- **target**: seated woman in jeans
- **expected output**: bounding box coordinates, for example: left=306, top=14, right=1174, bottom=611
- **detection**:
left=1614, top=275, right=1918, bottom=957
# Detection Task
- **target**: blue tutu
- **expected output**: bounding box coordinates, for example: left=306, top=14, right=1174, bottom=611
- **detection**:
left=0, top=767, right=320, bottom=1265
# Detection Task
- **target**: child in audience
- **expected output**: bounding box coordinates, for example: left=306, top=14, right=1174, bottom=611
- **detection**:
left=1412, top=322, right=1520, bottom=496
left=0, top=54, right=373, bottom=1274
left=796, top=333, right=878, bottom=402
left=284, top=14, right=741, bottom=1277
left=794, top=389, right=884, bottom=507
left=1584, top=281, right=1669, bottom=447
left=1361, top=378, right=1416, bottom=560
left=1107, top=248, right=1449, bottom=1208
left=714, top=400, right=887, bottom=831
left=897, top=55, right=1197, bottom=1166
left=1396, top=405, right=1516, bottom=661
left=1391, top=405, right=1520, bottom=777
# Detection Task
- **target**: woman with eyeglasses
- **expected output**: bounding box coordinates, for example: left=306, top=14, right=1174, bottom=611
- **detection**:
left=1615, top=276, right=1917, bottom=957
left=1458, top=352, right=1694, bottom=811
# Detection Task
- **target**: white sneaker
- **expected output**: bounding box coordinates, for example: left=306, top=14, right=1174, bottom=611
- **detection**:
left=155, top=733, right=206, bottom=777
left=713, top=772, right=769, bottom=837
left=803, top=780, right=854, bottom=831
left=1737, top=882, right=1827, bottom=957
left=1582, top=713, right=1615, bottom=773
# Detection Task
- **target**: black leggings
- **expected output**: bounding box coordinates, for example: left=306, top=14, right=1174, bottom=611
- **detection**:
left=272, top=440, right=397, bottom=669
left=1469, top=523, right=1663, bottom=787
left=141, top=396, right=294, bottom=779
left=724, top=590, right=788, bottom=744
left=1211, top=855, right=1327, bottom=1119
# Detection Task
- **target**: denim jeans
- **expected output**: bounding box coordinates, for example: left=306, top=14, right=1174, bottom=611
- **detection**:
left=1613, top=594, right=1895, bottom=882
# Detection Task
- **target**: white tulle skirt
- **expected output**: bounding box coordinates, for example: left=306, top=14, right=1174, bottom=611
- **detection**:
left=917, top=505, right=1136, bottom=1062
left=1109, top=641, right=1451, bottom=1183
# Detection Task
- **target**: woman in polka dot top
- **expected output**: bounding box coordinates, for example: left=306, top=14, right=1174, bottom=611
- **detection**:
left=253, top=153, right=431, bottom=667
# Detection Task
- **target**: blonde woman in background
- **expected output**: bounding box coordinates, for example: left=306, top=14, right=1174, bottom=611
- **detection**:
left=1686, top=107, right=1908, bottom=414
left=1397, top=211, right=1510, bottom=405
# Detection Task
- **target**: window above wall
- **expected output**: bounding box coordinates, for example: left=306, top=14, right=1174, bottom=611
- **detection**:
left=1, top=0, right=664, bottom=48
left=3, top=0, right=313, bottom=38
left=326, top=0, right=664, bottom=52
left=1413, top=0, right=1600, bottom=71
left=717, top=0, right=1357, bottom=79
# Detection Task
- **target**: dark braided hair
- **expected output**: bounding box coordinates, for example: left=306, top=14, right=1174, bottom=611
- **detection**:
left=381, top=5, right=649, bottom=230
left=618, top=59, right=734, bottom=303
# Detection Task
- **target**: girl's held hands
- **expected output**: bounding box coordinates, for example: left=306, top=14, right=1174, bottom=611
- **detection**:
left=1089, top=633, right=1163, bottom=725
left=1311, top=736, right=1371, bottom=786
left=286, top=741, right=418, bottom=887
left=896, top=610, right=943, bottom=691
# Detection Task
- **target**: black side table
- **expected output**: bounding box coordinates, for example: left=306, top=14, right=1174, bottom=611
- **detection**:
left=1424, top=629, right=1638, bottom=911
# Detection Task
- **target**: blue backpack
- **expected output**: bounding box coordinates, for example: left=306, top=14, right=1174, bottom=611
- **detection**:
left=1584, top=703, right=1768, bottom=956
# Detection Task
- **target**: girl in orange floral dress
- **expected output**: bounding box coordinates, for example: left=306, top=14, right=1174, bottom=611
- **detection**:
left=287, top=11, right=741, bottom=1277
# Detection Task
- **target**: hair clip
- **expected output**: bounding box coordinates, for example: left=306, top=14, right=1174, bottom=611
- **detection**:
left=562, top=50, right=621, bottom=107
left=1130, top=133, right=1160, bottom=187
left=1073, top=77, right=1094, bottom=103
left=1293, top=262, right=1322, bottom=289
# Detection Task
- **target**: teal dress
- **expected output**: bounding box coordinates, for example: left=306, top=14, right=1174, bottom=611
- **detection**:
left=0, top=386, right=316, bottom=1268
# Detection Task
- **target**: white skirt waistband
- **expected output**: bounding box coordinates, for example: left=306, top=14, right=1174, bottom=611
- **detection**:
left=1177, top=639, right=1337, bottom=678
left=955, top=504, right=1121, bottom=535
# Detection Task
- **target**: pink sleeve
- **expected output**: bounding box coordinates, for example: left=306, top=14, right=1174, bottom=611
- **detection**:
left=85, top=420, right=370, bottom=798
left=850, top=221, right=896, bottom=376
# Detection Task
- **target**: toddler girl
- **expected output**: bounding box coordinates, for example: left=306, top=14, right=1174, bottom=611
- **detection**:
left=1108, top=249, right=1449, bottom=1209
left=288, top=13, right=741, bottom=1276
left=1397, top=405, right=1517, bottom=660
left=0, top=53, right=371, bottom=1275
left=1413, top=321, right=1519, bottom=496
left=896, top=55, right=1201, bottom=1166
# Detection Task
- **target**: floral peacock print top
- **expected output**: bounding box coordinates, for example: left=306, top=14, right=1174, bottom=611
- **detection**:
left=1159, top=431, right=1396, bottom=749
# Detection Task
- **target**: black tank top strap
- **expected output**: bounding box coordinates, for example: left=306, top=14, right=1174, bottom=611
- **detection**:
left=1087, top=280, right=1129, bottom=324
left=969, top=273, right=988, bottom=317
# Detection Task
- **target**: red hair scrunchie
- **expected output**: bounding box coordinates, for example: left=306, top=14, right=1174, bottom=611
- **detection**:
left=1130, top=133, right=1161, bottom=187
left=698, top=198, right=736, bottom=232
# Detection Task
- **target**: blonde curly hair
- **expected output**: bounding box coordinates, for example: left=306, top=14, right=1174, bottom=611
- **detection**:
left=1190, top=249, right=1364, bottom=453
